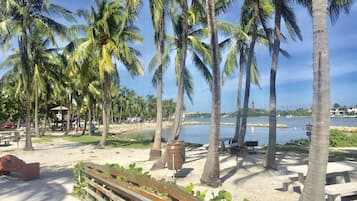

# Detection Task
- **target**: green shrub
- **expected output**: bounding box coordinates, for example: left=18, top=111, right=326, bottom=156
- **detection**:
left=72, top=162, right=86, bottom=197
left=287, top=139, right=309, bottom=146
left=329, top=130, right=357, bottom=147
left=210, top=190, right=232, bottom=201
left=181, top=183, right=207, bottom=200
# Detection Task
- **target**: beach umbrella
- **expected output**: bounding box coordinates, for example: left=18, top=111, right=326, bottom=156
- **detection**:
left=50, top=106, right=68, bottom=111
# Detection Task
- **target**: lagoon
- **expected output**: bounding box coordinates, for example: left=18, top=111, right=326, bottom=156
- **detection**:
left=132, top=117, right=357, bottom=145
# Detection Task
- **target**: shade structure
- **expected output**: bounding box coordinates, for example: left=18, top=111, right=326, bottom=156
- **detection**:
left=50, top=106, right=68, bottom=111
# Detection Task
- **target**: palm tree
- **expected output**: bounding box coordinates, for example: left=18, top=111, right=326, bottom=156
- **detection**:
left=200, top=0, right=221, bottom=188
left=151, top=0, right=213, bottom=169
left=75, top=0, right=143, bottom=148
left=221, top=20, right=263, bottom=143
left=299, top=1, right=330, bottom=200
left=150, top=0, right=234, bottom=170
left=265, top=0, right=302, bottom=169
left=149, top=0, right=167, bottom=160
left=299, top=0, right=354, bottom=200
left=238, top=0, right=273, bottom=146
left=0, top=0, right=74, bottom=150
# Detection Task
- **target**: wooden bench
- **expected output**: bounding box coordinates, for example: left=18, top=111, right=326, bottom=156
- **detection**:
left=325, top=182, right=357, bottom=201
left=244, top=141, right=258, bottom=151
left=82, top=163, right=201, bottom=201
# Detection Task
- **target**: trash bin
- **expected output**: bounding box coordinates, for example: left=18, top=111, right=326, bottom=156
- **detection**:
left=173, top=140, right=185, bottom=161
left=166, top=142, right=184, bottom=170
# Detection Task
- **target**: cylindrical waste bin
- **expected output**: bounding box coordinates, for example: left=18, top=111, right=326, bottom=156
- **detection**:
left=173, top=140, right=185, bottom=161
left=166, top=142, right=184, bottom=170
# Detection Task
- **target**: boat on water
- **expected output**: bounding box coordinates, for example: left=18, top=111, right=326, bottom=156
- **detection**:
left=286, top=114, right=293, bottom=118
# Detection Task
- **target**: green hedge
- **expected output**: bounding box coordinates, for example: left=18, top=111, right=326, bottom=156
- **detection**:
left=329, top=130, right=357, bottom=147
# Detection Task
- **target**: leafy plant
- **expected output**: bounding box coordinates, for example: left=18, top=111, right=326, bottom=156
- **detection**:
left=329, top=130, right=357, bottom=147
left=181, top=183, right=207, bottom=200
left=210, top=190, right=232, bottom=201
left=73, top=162, right=87, bottom=197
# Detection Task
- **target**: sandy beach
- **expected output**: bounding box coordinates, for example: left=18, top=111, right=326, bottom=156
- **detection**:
left=0, top=127, right=356, bottom=201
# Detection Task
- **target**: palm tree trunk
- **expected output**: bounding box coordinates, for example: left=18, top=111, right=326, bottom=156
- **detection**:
left=110, top=95, right=113, bottom=124
left=150, top=8, right=165, bottom=160
left=34, top=80, right=39, bottom=137
left=66, top=94, right=72, bottom=135
left=82, top=109, right=88, bottom=135
left=97, top=72, right=111, bottom=148
left=151, top=0, right=188, bottom=170
left=233, top=49, right=244, bottom=142
left=76, top=109, right=80, bottom=133
left=201, top=0, right=221, bottom=188
left=17, top=117, right=21, bottom=130
left=89, top=96, right=93, bottom=136
left=19, top=29, right=33, bottom=151
left=299, top=0, right=330, bottom=200
left=41, top=97, right=48, bottom=136
left=24, top=86, right=33, bottom=151
left=264, top=0, right=282, bottom=170
left=238, top=0, right=260, bottom=146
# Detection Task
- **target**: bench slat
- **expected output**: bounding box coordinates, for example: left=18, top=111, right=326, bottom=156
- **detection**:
left=325, top=182, right=357, bottom=196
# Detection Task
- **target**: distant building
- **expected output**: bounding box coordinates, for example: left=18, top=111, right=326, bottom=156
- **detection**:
left=330, top=108, right=346, bottom=116
left=330, top=105, right=357, bottom=116
left=347, top=106, right=357, bottom=114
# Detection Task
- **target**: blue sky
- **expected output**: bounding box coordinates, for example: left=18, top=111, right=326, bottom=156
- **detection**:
left=1, top=1, right=356, bottom=113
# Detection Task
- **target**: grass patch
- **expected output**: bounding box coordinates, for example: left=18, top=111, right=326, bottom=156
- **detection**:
left=277, top=138, right=357, bottom=161
left=329, top=149, right=357, bottom=162
left=185, top=142, right=203, bottom=149
left=32, top=136, right=55, bottom=143
left=276, top=144, right=309, bottom=153
left=64, top=135, right=153, bottom=149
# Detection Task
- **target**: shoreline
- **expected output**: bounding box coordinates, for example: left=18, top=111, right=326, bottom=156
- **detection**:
left=106, top=121, right=357, bottom=134
left=107, top=121, right=288, bottom=134
left=182, top=121, right=288, bottom=128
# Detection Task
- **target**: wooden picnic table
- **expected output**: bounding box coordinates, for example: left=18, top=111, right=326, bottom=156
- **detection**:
left=219, top=137, right=233, bottom=150
left=287, top=161, right=357, bottom=185
left=0, top=131, right=21, bottom=146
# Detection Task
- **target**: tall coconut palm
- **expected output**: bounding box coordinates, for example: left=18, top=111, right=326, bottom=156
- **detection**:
left=265, top=0, right=302, bottom=169
left=238, top=0, right=273, bottom=146
left=0, top=0, right=74, bottom=150
left=75, top=0, right=143, bottom=148
left=150, top=0, right=234, bottom=170
left=151, top=0, right=215, bottom=169
left=299, top=0, right=354, bottom=200
left=200, top=0, right=221, bottom=188
left=299, top=1, right=330, bottom=200
left=220, top=20, right=264, bottom=143
left=28, top=25, right=62, bottom=137
left=149, top=0, right=167, bottom=160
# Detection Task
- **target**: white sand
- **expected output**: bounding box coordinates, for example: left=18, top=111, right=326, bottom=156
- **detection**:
left=1, top=136, right=354, bottom=201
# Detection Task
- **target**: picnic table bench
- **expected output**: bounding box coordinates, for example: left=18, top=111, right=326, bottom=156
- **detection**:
left=219, top=138, right=258, bottom=150
left=325, top=182, right=357, bottom=201
left=281, top=161, right=357, bottom=200
left=0, top=132, right=12, bottom=145
left=0, top=131, right=21, bottom=147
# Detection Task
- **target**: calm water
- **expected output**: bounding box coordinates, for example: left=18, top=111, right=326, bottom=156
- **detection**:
left=131, top=117, right=357, bottom=145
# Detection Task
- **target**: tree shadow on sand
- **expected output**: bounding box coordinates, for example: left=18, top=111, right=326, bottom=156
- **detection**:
left=0, top=165, right=75, bottom=201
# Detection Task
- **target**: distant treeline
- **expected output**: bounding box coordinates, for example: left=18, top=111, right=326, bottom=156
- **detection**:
left=186, top=108, right=312, bottom=118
